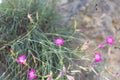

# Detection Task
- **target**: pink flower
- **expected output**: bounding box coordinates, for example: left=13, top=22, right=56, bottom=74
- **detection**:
left=106, top=36, right=115, bottom=45
left=59, top=66, right=67, bottom=77
left=9, top=48, right=13, bottom=51
left=66, top=75, right=75, bottom=80
left=98, top=43, right=104, bottom=49
left=47, top=75, right=52, bottom=80
left=54, top=38, right=64, bottom=46
left=47, top=72, right=53, bottom=80
left=94, top=52, right=102, bottom=63
left=16, top=55, right=26, bottom=65
left=28, top=69, right=37, bottom=80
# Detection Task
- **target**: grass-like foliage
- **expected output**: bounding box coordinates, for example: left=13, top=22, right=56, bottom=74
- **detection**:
left=0, top=0, right=78, bottom=80
left=1, top=0, right=114, bottom=80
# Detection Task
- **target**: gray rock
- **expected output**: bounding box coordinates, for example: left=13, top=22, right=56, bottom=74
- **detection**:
left=57, top=0, right=120, bottom=80
left=57, top=0, right=93, bottom=25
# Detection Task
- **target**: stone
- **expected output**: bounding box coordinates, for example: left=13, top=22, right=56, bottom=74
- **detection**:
left=57, top=0, right=120, bottom=80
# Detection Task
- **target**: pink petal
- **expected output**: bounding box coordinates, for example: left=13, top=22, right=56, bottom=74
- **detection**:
left=98, top=43, right=104, bottom=49
left=18, top=55, right=26, bottom=60
left=28, top=69, right=35, bottom=75
left=28, top=69, right=37, bottom=80
left=16, top=55, right=26, bottom=65
left=54, top=38, right=64, bottom=46
left=63, top=66, right=67, bottom=73
left=94, top=52, right=102, bottom=62
left=106, top=36, right=115, bottom=45
left=66, top=75, right=75, bottom=80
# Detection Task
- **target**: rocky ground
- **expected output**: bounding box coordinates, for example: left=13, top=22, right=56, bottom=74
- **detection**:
left=57, top=0, right=120, bottom=80
left=0, top=0, right=120, bottom=80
